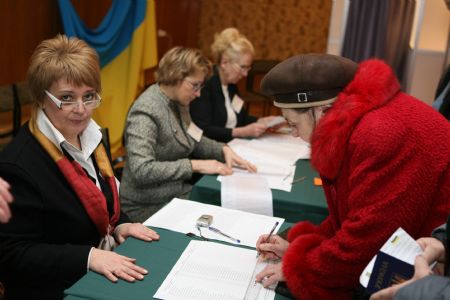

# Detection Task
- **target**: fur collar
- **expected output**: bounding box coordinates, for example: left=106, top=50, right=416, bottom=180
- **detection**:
left=311, top=59, right=400, bottom=179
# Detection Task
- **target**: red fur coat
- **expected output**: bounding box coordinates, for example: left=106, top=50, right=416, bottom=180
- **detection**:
left=283, top=59, right=450, bottom=299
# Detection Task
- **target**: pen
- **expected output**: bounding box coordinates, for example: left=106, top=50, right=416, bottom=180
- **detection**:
left=257, top=221, right=279, bottom=258
left=265, top=221, right=279, bottom=243
left=283, top=170, right=293, bottom=181
left=208, top=226, right=241, bottom=243
left=291, top=176, right=306, bottom=184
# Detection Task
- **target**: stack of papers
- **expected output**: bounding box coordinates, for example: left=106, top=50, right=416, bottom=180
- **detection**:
left=154, top=241, right=276, bottom=300
left=222, top=133, right=311, bottom=192
left=221, top=173, right=273, bottom=216
left=264, top=116, right=286, bottom=128
left=144, top=198, right=284, bottom=248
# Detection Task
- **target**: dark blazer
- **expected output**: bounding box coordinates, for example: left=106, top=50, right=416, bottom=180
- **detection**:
left=0, top=124, right=129, bottom=300
left=190, top=67, right=257, bottom=142
left=435, top=66, right=450, bottom=120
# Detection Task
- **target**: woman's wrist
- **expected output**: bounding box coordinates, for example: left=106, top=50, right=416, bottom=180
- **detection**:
left=232, top=127, right=244, bottom=137
left=191, top=160, right=200, bottom=173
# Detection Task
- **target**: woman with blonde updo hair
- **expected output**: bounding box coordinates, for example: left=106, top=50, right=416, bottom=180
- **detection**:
left=190, top=28, right=279, bottom=142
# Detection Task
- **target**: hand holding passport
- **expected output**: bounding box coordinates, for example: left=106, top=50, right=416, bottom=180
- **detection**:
left=360, top=228, right=426, bottom=294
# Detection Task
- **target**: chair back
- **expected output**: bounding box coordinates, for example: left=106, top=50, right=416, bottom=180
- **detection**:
left=244, top=60, right=280, bottom=116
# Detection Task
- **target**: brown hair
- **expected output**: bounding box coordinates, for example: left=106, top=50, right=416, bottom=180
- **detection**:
left=27, top=34, right=101, bottom=105
left=210, top=27, right=255, bottom=64
left=155, top=47, right=212, bottom=86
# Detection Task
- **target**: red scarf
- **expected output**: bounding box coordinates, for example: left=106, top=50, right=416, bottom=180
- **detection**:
left=29, top=119, right=120, bottom=236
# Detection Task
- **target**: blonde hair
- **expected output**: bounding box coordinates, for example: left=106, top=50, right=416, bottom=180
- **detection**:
left=155, top=47, right=212, bottom=85
left=210, top=27, right=255, bottom=64
left=27, top=34, right=101, bottom=105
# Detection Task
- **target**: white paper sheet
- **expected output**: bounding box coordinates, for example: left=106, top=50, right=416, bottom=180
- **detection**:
left=359, top=228, right=423, bottom=287
left=221, top=173, right=273, bottom=216
left=154, top=241, right=275, bottom=300
left=220, top=133, right=310, bottom=192
left=143, top=198, right=284, bottom=248
left=265, top=116, right=286, bottom=128
left=257, top=133, right=311, bottom=159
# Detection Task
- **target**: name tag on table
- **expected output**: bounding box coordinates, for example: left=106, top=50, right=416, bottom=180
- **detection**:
left=187, top=122, right=203, bottom=142
left=231, top=94, right=244, bottom=113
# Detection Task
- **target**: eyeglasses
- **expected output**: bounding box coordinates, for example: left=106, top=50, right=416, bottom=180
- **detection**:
left=184, top=78, right=205, bottom=92
left=233, top=63, right=252, bottom=72
left=45, top=90, right=102, bottom=111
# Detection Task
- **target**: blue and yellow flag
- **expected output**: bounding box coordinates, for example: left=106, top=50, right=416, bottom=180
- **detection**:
left=58, top=0, right=157, bottom=153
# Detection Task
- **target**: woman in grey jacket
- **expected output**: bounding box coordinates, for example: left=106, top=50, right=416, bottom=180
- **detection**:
left=120, top=47, right=255, bottom=222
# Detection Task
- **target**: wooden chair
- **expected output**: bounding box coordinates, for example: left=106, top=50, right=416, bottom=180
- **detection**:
left=100, top=127, right=126, bottom=180
left=0, top=82, right=33, bottom=149
left=243, top=60, right=279, bottom=116
left=0, top=84, right=21, bottom=139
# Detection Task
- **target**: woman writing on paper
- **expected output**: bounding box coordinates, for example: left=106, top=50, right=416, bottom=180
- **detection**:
left=0, top=35, right=160, bottom=300
left=190, top=27, right=280, bottom=143
left=254, top=54, right=450, bottom=299
left=120, top=47, right=255, bottom=223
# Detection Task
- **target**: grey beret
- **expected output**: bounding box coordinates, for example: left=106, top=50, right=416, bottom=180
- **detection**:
left=261, top=54, right=358, bottom=108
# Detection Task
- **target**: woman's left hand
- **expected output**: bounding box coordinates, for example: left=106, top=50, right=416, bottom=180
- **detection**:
left=114, top=223, right=160, bottom=244
left=369, top=253, right=435, bottom=300
left=255, top=262, right=285, bottom=287
left=222, top=146, right=257, bottom=173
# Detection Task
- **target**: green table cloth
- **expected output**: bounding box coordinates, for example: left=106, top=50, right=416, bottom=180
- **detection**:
left=190, top=159, right=328, bottom=224
left=65, top=224, right=294, bottom=300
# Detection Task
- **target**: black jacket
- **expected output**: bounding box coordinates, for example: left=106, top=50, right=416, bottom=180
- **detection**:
left=190, top=67, right=257, bottom=142
left=0, top=124, right=129, bottom=300
left=435, top=66, right=450, bottom=120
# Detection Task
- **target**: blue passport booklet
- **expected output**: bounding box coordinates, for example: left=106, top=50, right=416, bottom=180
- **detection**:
left=359, top=228, right=423, bottom=293
left=366, top=251, right=414, bottom=293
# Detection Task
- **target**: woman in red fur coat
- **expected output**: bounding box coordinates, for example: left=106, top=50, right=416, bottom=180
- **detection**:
left=255, top=54, right=450, bottom=299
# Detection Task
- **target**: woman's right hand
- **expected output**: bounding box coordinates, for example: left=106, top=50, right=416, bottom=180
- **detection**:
left=89, top=248, right=148, bottom=283
left=0, top=177, right=13, bottom=223
left=417, top=237, right=446, bottom=266
left=191, top=160, right=233, bottom=175
left=256, top=234, right=290, bottom=260
left=233, top=123, right=267, bottom=138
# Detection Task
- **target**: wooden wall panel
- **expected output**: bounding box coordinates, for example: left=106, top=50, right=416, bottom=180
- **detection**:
left=0, top=0, right=202, bottom=85
left=155, top=0, right=202, bottom=59
left=0, top=0, right=61, bottom=85
left=198, top=0, right=332, bottom=61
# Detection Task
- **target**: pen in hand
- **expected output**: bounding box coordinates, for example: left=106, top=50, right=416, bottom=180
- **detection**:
left=257, top=221, right=279, bottom=258
left=208, top=226, right=241, bottom=244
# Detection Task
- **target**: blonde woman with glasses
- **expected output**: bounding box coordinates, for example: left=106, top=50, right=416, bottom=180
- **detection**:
left=120, top=46, right=256, bottom=223
left=190, top=27, right=279, bottom=142
left=0, top=34, right=160, bottom=300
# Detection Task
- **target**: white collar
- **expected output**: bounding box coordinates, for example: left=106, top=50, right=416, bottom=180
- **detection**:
left=36, top=108, right=102, bottom=159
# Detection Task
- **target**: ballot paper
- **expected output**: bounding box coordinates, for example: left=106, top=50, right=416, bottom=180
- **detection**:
left=265, top=116, right=286, bottom=128
left=359, top=228, right=423, bottom=293
left=221, top=173, right=273, bottom=216
left=154, top=241, right=276, bottom=300
left=221, top=134, right=310, bottom=192
left=143, top=198, right=284, bottom=248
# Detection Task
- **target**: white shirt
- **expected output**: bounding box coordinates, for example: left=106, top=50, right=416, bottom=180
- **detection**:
left=36, top=108, right=103, bottom=189
left=222, top=84, right=238, bottom=128
left=37, top=108, right=113, bottom=272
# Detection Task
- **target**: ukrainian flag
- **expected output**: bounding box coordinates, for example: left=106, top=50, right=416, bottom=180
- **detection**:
left=58, top=0, right=158, bottom=153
